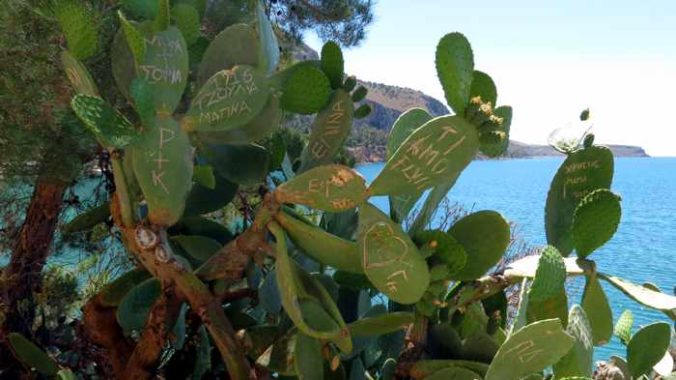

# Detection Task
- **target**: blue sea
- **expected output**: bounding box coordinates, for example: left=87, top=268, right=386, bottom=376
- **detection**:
left=357, top=157, right=676, bottom=361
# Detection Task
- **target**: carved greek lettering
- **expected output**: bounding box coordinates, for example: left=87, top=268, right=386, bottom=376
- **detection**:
left=502, top=339, right=543, bottom=363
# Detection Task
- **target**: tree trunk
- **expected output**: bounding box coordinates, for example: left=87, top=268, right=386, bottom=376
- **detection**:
left=0, top=177, right=67, bottom=374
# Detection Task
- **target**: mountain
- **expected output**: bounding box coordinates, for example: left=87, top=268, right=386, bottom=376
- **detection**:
left=289, top=44, right=649, bottom=161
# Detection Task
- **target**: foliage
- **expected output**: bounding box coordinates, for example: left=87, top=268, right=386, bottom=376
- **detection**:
left=1, top=1, right=674, bottom=379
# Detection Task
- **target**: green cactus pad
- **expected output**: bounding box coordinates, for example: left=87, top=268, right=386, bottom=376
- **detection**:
left=448, top=210, right=510, bottom=280
left=386, top=108, right=433, bottom=221
left=527, top=290, right=568, bottom=327
left=7, top=333, right=59, bottom=376
left=480, top=105, right=512, bottom=157
left=121, top=0, right=158, bottom=19
left=343, top=76, right=357, bottom=91
left=581, top=275, right=613, bottom=345
left=203, top=143, right=270, bottom=186
left=294, top=333, right=324, bottom=380
left=571, top=189, right=621, bottom=258
left=357, top=203, right=430, bottom=304
left=425, top=367, right=481, bottom=380
left=280, top=65, right=331, bottom=114
left=171, top=235, right=221, bottom=263
left=196, top=95, right=282, bottom=145
left=614, top=309, right=634, bottom=345
left=269, top=223, right=351, bottom=352
left=528, top=246, right=566, bottom=302
left=275, top=165, right=368, bottom=212
left=413, top=230, right=467, bottom=279
left=353, top=103, right=372, bottom=119
left=111, top=26, right=138, bottom=99
left=257, top=2, right=280, bottom=75
left=116, top=278, right=161, bottom=333
left=485, top=319, right=574, bottom=380
left=185, top=65, right=270, bottom=132
left=132, top=116, right=193, bottom=226
left=138, top=25, right=188, bottom=113
left=61, top=50, right=98, bottom=96
left=381, top=359, right=397, bottom=380
left=553, top=305, right=594, bottom=378
left=298, top=90, right=354, bottom=172
left=435, top=32, right=474, bottom=115
left=62, top=202, right=110, bottom=234
left=545, top=146, right=614, bottom=256
left=321, top=41, right=344, bottom=89
left=192, top=164, right=214, bottom=189
left=410, top=360, right=489, bottom=379
left=197, top=24, right=259, bottom=86
left=427, top=323, right=463, bottom=359
left=171, top=4, right=200, bottom=45
left=470, top=70, right=497, bottom=106
left=275, top=211, right=362, bottom=273
left=627, top=322, right=671, bottom=377
left=601, top=274, right=676, bottom=314
left=71, top=94, right=138, bottom=149
left=119, top=12, right=145, bottom=63
left=184, top=171, right=238, bottom=215
left=348, top=312, right=414, bottom=337
left=369, top=115, right=479, bottom=196
left=352, top=86, right=368, bottom=102
left=54, top=0, right=99, bottom=60
left=461, top=331, right=500, bottom=363
left=154, top=0, right=170, bottom=31
left=100, top=268, right=151, bottom=307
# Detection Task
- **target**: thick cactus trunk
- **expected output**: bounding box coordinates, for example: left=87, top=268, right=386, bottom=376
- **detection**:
left=0, top=178, right=67, bottom=374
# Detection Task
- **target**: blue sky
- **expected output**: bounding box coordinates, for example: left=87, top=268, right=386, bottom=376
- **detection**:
left=305, top=0, right=676, bottom=156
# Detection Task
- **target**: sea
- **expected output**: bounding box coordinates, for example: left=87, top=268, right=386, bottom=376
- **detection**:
left=357, top=157, right=676, bottom=362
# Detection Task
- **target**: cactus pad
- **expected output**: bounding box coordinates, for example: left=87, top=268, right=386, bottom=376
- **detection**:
left=171, top=235, right=221, bottom=264
left=485, top=319, right=574, bottom=380
left=62, top=202, right=110, bottom=235
left=185, top=65, right=270, bottom=132
left=275, top=165, right=368, bottom=212
left=61, top=50, right=99, bottom=96
left=601, top=274, right=676, bottom=313
left=470, top=70, right=497, bottom=106
left=299, top=90, right=354, bottom=171
left=410, top=360, right=489, bottom=379
left=368, top=115, right=479, bottom=196
left=414, top=230, right=467, bottom=279
left=7, top=333, right=59, bottom=376
left=545, top=146, right=614, bottom=256
left=571, top=189, right=621, bottom=258
left=448, top=210, right=510, bottom=280
left=203, top=143, right=270, bottom=186
left=435, top=33, right=474, bottom=115
left=614, top=309, right=634, bottom=346
left=171, top=4, right=200, bottom=45
left=257, top=2, right=280, bottom=75
left=116, top=278, right=161, bottom=333
left=358, top=203, right=430, bottom=304
left=138, top=25, right=189, bottom=113
left=480, top=105, right=512, bottom=157
left=528, top=246, right=566, bottom=302
left=71, top=94, right=138, bottom=149
left=425, top=366, right=481, bottom=380
left=581, top=275, right=613, bottom=345
left=54, top=0, right=99, bottom=60
left=320, top=41, right=344, bottom=89
left=294, top=333, right=324, bottom=380
left=197, top=24, right=259, bottom=86
left=275, top=211, right=361, bottom=273
left=348, top=312, right=415, bottom=337
left=132, top=116, right=193, bottom=226
left=353, top=103, right=372, bottom=119
left=100, top=268, right=151, bottom=306
left=627, top=322, right=671, bottom=377
left=121, top=0, right=158, bottom=19
left=111, top=27, right=138, bottom=99
left=553, top=305, right=594, bottom=378
left=280, top=65, right=331, bottom=114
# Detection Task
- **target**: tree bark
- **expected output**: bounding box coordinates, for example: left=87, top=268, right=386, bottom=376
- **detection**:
left=0, top=177, right=68, bottom=374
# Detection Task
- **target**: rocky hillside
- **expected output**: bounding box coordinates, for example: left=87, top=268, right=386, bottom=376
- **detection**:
left=288, top=44, right=648, bottom=161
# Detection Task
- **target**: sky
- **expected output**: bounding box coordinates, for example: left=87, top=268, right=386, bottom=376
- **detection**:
left=304, top=0, right=676, bottom=156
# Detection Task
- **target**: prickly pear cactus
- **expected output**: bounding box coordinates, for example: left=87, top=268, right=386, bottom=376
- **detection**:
left=553, top=305, right=594, bottom=378
left=526, top=245, right=568, bottom=325
left=357, top=203, right=430, bottom=304
left=435, top=33, right=474, bottom=115
left=132, top=116, right=193, bottom=226
left=581, top=275, right=613, bottom=345
left=368, top=115, right=479, bottom=196
left=571, top=189, right=621, bottom=258
left=626, top=322, right=671, bottom=377
left=7, top=333, right=59, bottom=376
left=485, top=319, right=574, bottom=380
left=196, top=24, right=259, bottom=86
left=61, top=51, right=99, bottom=96
left=545, top=145, right=614, bottom=256
left=71, top=94, right=138, bottom=149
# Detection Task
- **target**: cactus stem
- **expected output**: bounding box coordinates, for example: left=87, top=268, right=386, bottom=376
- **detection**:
left=111, top=154, right=134, bottom=227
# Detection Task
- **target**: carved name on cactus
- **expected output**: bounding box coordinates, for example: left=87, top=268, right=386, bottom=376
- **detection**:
left=139, top=35, right=184, bottom=84
left=563, top=160, right=601, bottom=199
left=369, top=115, right=478, bottom=196
left=309, top=99, right=346, bottom=159
left=186, top=65, right=269, bottom=132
